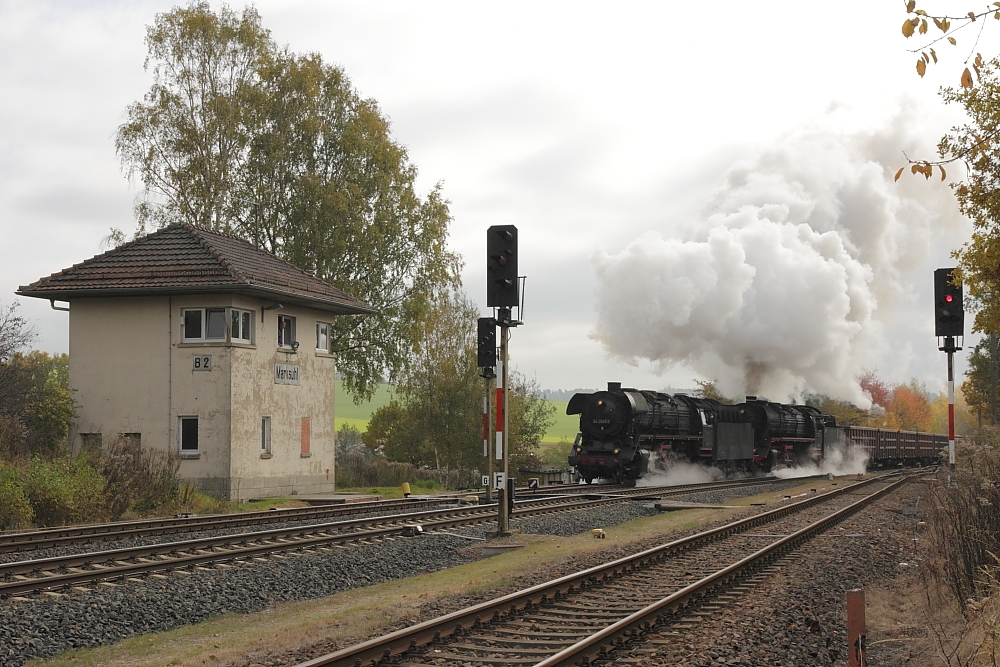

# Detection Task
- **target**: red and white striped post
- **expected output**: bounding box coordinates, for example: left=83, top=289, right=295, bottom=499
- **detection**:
left=495, top=359, right=504, bottom=462
left=948, top=345, right=956, bottom=467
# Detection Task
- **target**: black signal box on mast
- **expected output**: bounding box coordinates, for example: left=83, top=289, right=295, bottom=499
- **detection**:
left=934, top=268, right=964, bottom=337
left=935, top=267, right=963, bottom=469
left=487, top=225, right=518, bottom=307
left=477, top=317, right=497, bottom=368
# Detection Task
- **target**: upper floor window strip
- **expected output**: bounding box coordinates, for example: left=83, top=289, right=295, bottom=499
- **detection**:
left=182, top=307, right=254, bottom=343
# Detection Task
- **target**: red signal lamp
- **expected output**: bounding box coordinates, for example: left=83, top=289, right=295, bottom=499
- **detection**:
left=945, top=294, right=954, bottom=303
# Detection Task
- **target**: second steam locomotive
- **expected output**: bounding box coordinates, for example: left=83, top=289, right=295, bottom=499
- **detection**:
left=567, top=382, right=946, bottom=484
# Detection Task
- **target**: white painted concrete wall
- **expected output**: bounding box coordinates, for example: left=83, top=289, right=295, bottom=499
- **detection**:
left=69, top=294, right=340, bottom=499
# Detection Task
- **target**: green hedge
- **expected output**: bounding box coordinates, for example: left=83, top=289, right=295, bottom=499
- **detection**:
left=0, top=464, right=33, bottom=529
left=23, top=457, right=107, bottom=526
left=335, top=452, right=477, bottom=489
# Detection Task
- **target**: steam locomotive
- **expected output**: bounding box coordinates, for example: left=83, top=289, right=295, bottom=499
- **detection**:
left=566, top=382, right=947, bottom=484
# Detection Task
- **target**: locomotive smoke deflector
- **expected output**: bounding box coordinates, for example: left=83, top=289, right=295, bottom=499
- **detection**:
left=566, top=385, right=649, bottom=416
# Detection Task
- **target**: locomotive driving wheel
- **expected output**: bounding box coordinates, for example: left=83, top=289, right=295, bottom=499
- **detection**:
left=758, top=448, right=776, bottom=474
left=659, top=450, right=680, bottom=471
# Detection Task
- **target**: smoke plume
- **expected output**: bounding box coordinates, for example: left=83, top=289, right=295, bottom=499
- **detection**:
left=592, top=119, right=957, bottom=404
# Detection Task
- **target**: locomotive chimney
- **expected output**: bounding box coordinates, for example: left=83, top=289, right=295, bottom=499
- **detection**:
left=608, top=382, right=622, bottom=392
left=745, top=395, right=757, bottom=402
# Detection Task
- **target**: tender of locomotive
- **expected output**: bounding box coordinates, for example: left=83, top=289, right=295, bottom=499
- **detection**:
left=567, top=382, right=946, bottom=484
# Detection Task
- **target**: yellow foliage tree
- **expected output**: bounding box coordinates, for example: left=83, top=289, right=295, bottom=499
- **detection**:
left=883, top=380, right=933, bottom=431
left=930, top=388, right=975, bottom=435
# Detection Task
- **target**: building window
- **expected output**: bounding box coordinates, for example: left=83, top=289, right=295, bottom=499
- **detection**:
left=316, top=322, right=332, bottom=353
left=261, top=417, right=271, bottom=454
left=183, top=309, right=204, bottom=340
left=206, top=308, right=226, bottom=339
left=182, top=308, right=226, bottom=342
left=278, top=315, right=296, bottom=348
left=179, top=417, right=199, bottom=452
left=182, top=307, right=253, bottom=343
left=231, top=308, right=253, bottom=342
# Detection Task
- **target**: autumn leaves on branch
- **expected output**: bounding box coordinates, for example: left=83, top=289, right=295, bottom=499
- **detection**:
left=901, top=0, right=997, bottom=84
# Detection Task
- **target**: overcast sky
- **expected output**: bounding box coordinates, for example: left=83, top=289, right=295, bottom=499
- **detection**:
left=0, top=1, right=990, bottom=398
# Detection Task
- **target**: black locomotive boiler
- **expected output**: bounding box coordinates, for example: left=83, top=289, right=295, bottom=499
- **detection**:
left=567, top=382, right=946, bottom=484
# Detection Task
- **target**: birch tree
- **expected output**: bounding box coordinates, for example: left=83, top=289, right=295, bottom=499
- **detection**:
left=116, top=3, right=459, bottom=400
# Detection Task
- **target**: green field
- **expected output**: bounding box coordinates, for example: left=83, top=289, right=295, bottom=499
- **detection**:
left=334, top=382, right=398, bottom=432
left=334, top=383, right=578, bottom=444
left=544, top=400, right=579, bottom=443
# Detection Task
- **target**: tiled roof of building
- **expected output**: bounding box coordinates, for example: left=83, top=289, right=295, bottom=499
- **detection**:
left=17, top=223, right=374, bottom=315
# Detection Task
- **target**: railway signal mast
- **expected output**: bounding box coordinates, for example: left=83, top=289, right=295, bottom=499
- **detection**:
left=477, top=317, right=497, bottom=502
left=934, top=268, right=964, bottom=468
left=483, top=225, right=523, bottom=535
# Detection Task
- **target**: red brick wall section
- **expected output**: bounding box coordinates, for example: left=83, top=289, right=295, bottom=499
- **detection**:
left=301, top=417, right=311, bottom=457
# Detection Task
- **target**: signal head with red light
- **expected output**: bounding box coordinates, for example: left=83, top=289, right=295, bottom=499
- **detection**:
left=934, top=268, right=963, bottom=337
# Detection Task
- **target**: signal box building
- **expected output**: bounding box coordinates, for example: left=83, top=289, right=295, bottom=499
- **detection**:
left=17, top=223, right=373, bottom=499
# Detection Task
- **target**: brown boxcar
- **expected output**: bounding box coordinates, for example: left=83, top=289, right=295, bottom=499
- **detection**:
left=842, top=426, right=946, bottom=467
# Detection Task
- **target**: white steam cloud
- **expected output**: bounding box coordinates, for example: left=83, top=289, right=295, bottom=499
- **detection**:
left=772, top=444, right=870, bottom=479
left=634, top=461, right=722, bottom=487
left=592, top=120, right=954, bottom=404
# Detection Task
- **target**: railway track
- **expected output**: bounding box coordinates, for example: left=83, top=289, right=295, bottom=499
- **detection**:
left=0, top=476, right=786, bottom=557
left=517, top=475, right=783, bottom=498
left=0, top=497, right=455, bottom=555
left=292, top=472, right=908, bottom=667
left=0, top=476, right=802, bottom=598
